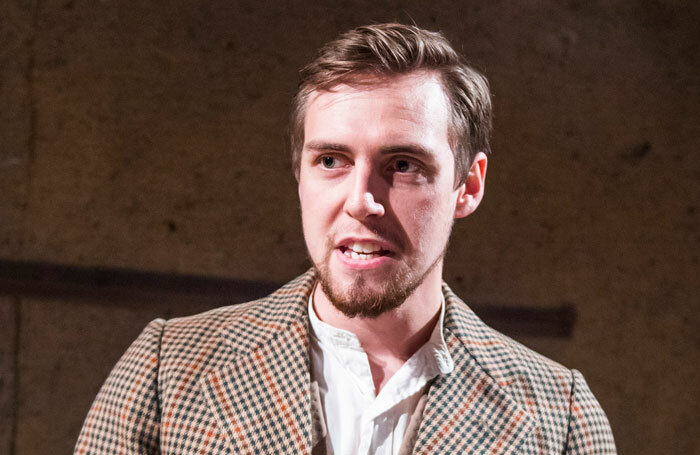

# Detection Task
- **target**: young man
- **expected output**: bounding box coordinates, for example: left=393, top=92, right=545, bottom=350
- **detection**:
left=75, top=24, right=616, bottom=454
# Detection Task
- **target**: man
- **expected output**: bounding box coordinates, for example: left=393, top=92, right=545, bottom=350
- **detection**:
left=75, top=24, right=616, bottom=454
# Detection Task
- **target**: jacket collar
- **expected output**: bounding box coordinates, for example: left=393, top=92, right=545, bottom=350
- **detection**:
left=202, top=270, right=537, bottom=454
left=411, top=283, right=537, bottom=454
left=201, top=270, right=317, bottom=454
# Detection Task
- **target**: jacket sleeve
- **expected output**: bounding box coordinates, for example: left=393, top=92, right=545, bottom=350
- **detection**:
left=74, top=319, right=165, bottom=454
left=565, top=369, right=617, bottom=454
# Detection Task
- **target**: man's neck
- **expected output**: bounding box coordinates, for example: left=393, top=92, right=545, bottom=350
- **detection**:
left=312, top=274, right=443, bottom=393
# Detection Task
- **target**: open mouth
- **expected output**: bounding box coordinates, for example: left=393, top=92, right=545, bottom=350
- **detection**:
left=339, top=241, right=391, bottom=260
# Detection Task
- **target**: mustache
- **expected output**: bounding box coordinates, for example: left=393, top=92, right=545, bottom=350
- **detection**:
left=326, top=222, right=407, bottom=252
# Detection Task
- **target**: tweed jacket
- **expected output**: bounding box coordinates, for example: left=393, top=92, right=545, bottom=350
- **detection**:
left=75, top=270, right=616, bottom=454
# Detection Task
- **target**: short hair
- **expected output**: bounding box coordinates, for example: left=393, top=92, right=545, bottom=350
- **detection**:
left=290, top=23, right=492, bottom=186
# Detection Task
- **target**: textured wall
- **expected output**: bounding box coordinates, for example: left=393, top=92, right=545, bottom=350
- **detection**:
left=0, top=297, right=18, bottom=455
left=1, top=0, right=698, bottom=453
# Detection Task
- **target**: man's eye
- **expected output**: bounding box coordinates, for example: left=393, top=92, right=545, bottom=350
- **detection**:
left=393, top=159, right=419, bottom=173
left=321, top=155, right=339, bottom=168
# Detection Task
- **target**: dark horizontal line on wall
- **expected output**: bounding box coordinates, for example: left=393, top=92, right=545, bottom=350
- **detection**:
left=0, top=258, right=279, bottom=305
left=0, top=258, right=576, bottom=338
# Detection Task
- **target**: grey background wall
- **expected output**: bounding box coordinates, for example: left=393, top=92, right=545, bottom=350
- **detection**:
left=1, top=0, right=698, bottom=453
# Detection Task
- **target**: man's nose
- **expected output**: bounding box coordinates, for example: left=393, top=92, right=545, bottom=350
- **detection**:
left=343, top=166, right=386, bottom=220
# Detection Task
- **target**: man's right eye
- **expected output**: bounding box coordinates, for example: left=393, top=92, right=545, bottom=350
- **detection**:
left=321, top=155, right=338, bottom=168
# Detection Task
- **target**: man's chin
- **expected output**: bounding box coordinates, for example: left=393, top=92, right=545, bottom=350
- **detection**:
left=315, top=267, right=418, bottom=319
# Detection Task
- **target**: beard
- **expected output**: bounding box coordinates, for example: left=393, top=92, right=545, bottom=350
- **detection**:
left=313, top=238, right=447, bottom=319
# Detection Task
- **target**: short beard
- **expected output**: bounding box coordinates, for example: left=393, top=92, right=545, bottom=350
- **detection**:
left=314, top=247, right=445, bottom=319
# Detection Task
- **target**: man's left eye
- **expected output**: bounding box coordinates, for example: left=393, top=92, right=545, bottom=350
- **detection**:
left=321, top=155, right=339, bottom=168
left=393, top=159, right=419, bottom=173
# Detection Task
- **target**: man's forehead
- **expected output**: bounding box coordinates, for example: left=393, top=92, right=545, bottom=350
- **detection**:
left=305, top=70, right=448, bottom=111
left=301, top=69, right=455, bottom=174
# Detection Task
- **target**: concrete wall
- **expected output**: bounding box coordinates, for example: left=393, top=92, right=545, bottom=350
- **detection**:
left=1, top=0, right=698, bottom=453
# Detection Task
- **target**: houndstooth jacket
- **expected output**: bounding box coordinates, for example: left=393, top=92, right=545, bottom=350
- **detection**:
left=75, top=269, right=616, bottom=454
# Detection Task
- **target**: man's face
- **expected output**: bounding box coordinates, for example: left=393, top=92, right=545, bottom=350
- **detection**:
left=298, top=71, right=481, bottom=318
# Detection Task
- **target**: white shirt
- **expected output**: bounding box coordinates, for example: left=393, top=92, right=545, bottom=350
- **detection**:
left=308, top=292, right=454, bottom=455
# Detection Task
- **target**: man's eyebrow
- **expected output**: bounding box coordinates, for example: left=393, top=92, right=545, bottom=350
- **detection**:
left=304, top=141, right=437, bottom=161
left=380, top=144, right=437, bottom=160
left=304, top=141, right=350, bottom=152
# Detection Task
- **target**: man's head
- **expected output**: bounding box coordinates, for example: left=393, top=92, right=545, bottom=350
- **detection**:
left=291, top=23, right=492, bottom=188
left=295, top=24, right=491, bottom=319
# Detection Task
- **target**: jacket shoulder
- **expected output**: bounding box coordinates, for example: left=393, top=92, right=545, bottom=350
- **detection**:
left=474, top=327, right=616, bottom=453
left=158, top=270, right=315, bottom=382
left=442, top=283, right=571, bottom=387
left=442, top=284, right=615, bottom=452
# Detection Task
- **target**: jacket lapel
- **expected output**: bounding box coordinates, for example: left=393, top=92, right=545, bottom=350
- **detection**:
left=200, top=271, right=317, bottom=454
left=412, top=284, right=538, bottom=454
left=200, top=273, right=539, bottom=454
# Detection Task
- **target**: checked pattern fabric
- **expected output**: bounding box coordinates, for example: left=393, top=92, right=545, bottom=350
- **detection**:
left=75, top=269, right=616, bottom=454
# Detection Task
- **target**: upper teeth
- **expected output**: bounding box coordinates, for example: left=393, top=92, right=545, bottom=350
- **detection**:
left=347, top=241, right=382, bottom=253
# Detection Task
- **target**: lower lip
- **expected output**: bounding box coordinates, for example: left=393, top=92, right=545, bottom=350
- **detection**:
left=334, top=248, right=393, bottom=270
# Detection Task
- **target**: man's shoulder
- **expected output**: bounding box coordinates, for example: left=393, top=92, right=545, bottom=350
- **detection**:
left=484, top=324, right=579, bottom=405
left=441, top=285, right=616, bottom=452
left=159, top=300, right=256, bottom=346
left=481, top=318, right=571, bottom=379
left=442, top=284, right=574, bottom=395
left=156, top=270, right=315, bottom=365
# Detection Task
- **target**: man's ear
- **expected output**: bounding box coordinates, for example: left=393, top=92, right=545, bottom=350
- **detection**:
left=454, top=152, right=488, bottom=219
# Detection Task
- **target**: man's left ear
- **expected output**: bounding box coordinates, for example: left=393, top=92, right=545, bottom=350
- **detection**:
left=454, top=152, right=487, bottom=219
